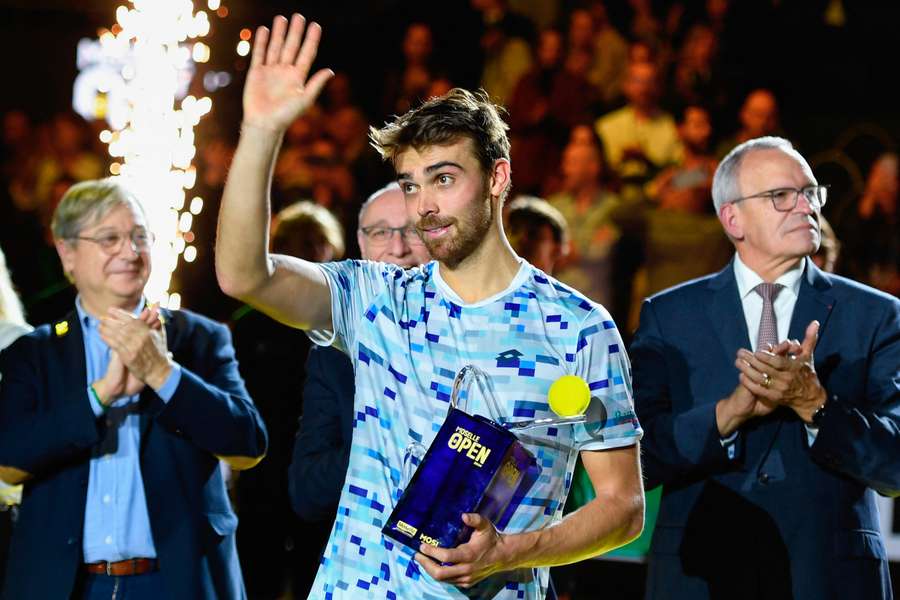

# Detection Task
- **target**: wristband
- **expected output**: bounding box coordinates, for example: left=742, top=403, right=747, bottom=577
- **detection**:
left=89, top=384, right=107, bottom=413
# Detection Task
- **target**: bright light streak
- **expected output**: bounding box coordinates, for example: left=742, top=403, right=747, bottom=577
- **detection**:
left=88, top=0, right=221, bottom=307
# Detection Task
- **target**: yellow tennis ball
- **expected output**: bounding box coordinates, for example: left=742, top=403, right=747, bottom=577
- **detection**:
left=547, top=375, right=591, bottom=417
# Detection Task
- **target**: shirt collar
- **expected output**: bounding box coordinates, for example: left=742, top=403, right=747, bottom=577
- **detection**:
left=733, top=254, right=804, bottom=300
left=75, top=296, right=146, bottom=330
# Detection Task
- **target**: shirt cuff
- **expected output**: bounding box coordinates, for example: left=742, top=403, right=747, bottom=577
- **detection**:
left=720, top=430, right=739, bottom=460
left=804, top=424, right=819, bottom=447
left=155, top=363, right=182, bottom=403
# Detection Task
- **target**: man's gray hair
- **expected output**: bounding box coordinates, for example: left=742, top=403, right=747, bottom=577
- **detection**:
left=358, top=181, right=402, bottom=226
left=51, top=178, right=145, bottom=241
left=711, top=136, right=815, bottom=214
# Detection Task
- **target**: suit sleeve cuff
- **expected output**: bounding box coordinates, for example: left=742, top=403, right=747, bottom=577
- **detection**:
left=155, top=363, right=182, bottom=403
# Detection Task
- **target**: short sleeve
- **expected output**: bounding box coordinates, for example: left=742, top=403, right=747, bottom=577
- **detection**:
left=307, top=260, right=403, bottom=356
left=571, top=309, right=643, bottom=451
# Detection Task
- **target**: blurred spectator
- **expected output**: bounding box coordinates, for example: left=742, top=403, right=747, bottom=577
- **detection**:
left=715, top=88, right=780, bottom=157
left=624, top=105, right=732, bottom=331
left=473, top=0, right=534, bottom=106
left=813, top=213, right=841, bottom=274
left=647, top=105, right=717, bottom=213
left=669, top=24, right=726, bottom=111
left=1, top=110, right=33, bottom=177
left=628, top=0, right=663, bottom=47
left=549, top=140, right=625, bottom=317
left=840, top=152, right=900, bottom=296
left=232, top=200, right=346, bottom=600
left=505, top=195, right=569, bottom=274
left=567, top=7, right=629, bottom=108
left=382, top=23, right=438, bottom=116
left=32, top=111, right=104, bottom=208
left=507, top=28, right=593, bottom=194
left=0, top=244, right=32, bottom=592
left=595, top=61, right=682, bottom=190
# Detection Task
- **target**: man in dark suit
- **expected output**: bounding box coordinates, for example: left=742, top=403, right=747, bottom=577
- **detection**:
left=0, top=178, right=267, bottom=599
left=632, top=136, right=899, bottom=600
left=288, top=182, right=430, bottom=522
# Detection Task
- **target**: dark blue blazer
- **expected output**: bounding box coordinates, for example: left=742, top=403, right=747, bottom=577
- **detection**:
left=288, top=345, right=355, bottom=523
left=0, top=307, right=267, bottom=600
left=632, top=258, right=899, bottom=600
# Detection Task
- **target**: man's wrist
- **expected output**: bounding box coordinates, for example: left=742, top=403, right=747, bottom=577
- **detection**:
left=799, top=388, right=828, bottom=425
left=90, top=379, right=112, bottom=407
left=145, top=360, right=174, bottom=391
left=240, top=120, right=286, bottom=138
left=715, top=398, right=744, bottom=437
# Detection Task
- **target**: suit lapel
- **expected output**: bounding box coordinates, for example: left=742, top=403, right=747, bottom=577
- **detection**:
left=706, top=260, right=752, bottom=360
left=53, top=309, right=88, bottom=407
left=787, top=258, right=835, bottom=346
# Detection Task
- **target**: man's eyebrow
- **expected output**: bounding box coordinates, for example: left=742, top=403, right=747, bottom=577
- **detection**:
left=396, top=161, right=466, bottom=181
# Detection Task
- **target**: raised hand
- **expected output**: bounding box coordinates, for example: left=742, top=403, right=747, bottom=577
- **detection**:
left=243, top=13, right=334, bottom=132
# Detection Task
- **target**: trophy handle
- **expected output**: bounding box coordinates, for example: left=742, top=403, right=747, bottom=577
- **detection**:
left=449, top=365, right=505, bottom=422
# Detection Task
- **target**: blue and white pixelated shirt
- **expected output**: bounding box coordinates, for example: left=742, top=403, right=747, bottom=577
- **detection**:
left=307, top=259, right=641, bottom=600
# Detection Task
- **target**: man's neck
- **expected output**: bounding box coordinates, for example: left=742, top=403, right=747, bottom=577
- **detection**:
left=735, top=249, right=804, bottom=283
left=438, top=227, right=521, bottom=304
left=79, top=294, right=143, bottom=320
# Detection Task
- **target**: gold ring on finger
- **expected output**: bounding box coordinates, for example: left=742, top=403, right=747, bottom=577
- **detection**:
left=761, top=373, right=772, bottom=389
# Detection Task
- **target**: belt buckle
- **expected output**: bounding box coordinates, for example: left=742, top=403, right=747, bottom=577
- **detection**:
left=106, top=561, right=114, bottom=576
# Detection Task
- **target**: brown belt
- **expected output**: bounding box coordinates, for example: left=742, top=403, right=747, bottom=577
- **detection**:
left=83, top=558, right=158, bottom=576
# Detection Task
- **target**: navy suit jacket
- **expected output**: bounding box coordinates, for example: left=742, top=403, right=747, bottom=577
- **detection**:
left=0, top=307, right=267, bottom=600
left=288, top=345, right=355, bottom=523
left=632, top=258, right=899, bottom=600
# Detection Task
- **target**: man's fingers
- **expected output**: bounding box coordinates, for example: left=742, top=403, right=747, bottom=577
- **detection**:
left=250, top=25, right=269, bottom=69
left=462, top=513, right=490, bottom=530
left=414, top=553, right=470, bottom=582
left=738, top=373, right=780, bottom=401
left=279, top=13, right=306, bottom=64
left=294, top=21, right=323, bottom=79
left=265, top=15, right=288, bottom=66
left=418, top=542, right=457, bottom=565
left=801, top=320, right=820, bottom=359
left=304, top=68, right=335, bottom=104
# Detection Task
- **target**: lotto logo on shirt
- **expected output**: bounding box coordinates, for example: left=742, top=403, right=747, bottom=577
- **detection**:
left=447, top=426, right=492, bottom=467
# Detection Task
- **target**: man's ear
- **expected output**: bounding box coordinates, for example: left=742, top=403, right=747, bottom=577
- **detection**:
left=55, top=239, right=76, bottom=279
left=489, top=159, right=511, bottom=201
left=719, top=202, right=744, bottom=240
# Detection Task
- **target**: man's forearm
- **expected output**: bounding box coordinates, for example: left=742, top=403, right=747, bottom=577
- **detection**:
left=216, top=124, right=283, bottom=298
left=501, top=489, right=644, bottom=570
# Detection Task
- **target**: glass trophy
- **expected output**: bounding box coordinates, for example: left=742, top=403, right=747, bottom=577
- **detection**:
left=382, top=365, right=588, bottom=553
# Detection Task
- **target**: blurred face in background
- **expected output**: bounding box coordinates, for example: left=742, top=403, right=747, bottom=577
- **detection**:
left=679, top=106, right=713, bottom=153
left=623, top=61, right=659, bottom=112
left=740, top=90, right=778, bottom=138
left=358, top=186, right=431, bottom=267
left=561, top=143, right=602, bottom=192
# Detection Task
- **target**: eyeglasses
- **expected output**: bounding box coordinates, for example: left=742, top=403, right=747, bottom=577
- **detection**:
left=729, top=184, right=829, bottom=212
left=72, top=229, right=156, bottom=254
left=360, top=225, right=424, bottom=246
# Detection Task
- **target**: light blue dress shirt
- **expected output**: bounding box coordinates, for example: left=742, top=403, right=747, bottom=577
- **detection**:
left=76, top=298, right=182, bottom=563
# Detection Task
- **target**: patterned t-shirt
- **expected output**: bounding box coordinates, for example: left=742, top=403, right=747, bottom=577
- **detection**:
left=307, top=259, right=641, bottom=600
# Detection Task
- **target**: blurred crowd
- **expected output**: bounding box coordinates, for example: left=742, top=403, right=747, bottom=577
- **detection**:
left=0, top=1, right=898, bottom=597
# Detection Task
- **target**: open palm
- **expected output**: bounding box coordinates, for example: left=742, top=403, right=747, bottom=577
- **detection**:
left=243, top=14, right=334, bottom=131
